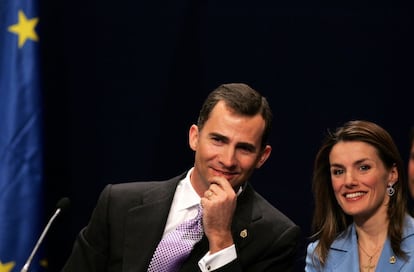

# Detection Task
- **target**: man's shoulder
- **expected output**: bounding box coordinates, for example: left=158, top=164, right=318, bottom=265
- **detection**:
left=108, top=171, right=186, bottom=192
left=256, top=193, right=298, bottom=227
left=97, top=172, right=186, bottom=205
left=243, top=184, right=299, bottom=229
left=95, top=172, right=187, bottom=212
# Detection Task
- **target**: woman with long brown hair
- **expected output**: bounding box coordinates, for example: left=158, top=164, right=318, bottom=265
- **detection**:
left=305, top=120, right=414, bottom=271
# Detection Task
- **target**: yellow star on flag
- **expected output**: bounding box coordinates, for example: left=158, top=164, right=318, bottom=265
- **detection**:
left=8, top=10, right=39, bottom=48
left=0, top=260, right=15, bottom=272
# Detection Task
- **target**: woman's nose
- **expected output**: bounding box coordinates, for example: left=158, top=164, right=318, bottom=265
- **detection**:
left=344, top=171, right=357, bottom=186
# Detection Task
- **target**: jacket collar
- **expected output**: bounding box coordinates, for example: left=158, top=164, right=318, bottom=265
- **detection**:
left=327, top=215, right=414, bottom=271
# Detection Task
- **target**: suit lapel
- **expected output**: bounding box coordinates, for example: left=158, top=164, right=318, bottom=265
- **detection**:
left=376, top=239, right=405, bottom=272
left=230, top=184, right=256, bottom=251
left=122, top=177, right=181, bottom=271
left=376, top=215, right=414, bottom=271
left=326, top=224, right=360, bottom=271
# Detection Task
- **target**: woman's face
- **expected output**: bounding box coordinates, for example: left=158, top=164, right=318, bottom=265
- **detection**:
left=329, top=141, right=397, bottom=221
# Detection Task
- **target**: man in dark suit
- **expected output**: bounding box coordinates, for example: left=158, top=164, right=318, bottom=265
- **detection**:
left=62, top=83, right=301, bottom=271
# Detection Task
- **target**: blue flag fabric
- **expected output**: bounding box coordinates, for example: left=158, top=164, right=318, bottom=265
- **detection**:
left=0, top=0, right=44, bottom=271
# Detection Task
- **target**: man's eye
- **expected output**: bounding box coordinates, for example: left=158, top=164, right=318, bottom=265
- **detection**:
left=239, top=148, right=253, bottom=154
left=211, top=137, right=223, bottom=143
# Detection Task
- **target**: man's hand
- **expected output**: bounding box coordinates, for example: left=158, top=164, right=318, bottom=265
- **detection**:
left=200, top=176, right=237, bottom=253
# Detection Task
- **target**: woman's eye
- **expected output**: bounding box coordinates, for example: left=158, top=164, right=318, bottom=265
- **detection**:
left=331, top=169, right=344, bottom=175
left=359, top=165, right=371, bottom=171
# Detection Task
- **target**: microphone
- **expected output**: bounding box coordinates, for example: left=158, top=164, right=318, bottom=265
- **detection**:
left=20, top=197, right=71, bottom=272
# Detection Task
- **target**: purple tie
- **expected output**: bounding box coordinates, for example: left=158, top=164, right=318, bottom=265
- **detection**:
left=147, top=204, right=204, bottom=272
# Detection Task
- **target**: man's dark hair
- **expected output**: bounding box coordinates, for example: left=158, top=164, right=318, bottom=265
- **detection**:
left=197, top=83, right=272, bottom=149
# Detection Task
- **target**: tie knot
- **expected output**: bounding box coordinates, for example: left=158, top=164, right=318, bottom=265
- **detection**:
left=177, top=204, right=203, bottom=232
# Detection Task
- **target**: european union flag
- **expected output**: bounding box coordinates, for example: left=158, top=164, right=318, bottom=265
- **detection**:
left=0, top=0, right=44, bottom=271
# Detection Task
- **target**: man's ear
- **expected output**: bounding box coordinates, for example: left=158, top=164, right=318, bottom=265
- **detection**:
left=189, top=124, right=199, bottom=151
left=256, top=145, right=272, bottom=169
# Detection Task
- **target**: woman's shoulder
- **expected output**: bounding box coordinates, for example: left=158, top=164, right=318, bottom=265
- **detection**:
left=403, top=213, right=414, bottom=240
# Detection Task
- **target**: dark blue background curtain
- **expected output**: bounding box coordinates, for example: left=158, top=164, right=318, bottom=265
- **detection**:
left=39, top=2, right=413, bottom=271
left=0, top=0, right=44, bottom=270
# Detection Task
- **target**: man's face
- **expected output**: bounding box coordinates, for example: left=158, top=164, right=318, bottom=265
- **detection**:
left=188, top=101, right=271, bottom=195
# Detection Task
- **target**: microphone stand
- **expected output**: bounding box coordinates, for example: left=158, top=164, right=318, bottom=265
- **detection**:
left=20, top=208, right=62, bottom=272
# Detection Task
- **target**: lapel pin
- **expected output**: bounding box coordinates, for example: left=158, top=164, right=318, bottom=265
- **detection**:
left=240, top=229, right=247, bottom=238
left=389, top=256, right=396, bottom=264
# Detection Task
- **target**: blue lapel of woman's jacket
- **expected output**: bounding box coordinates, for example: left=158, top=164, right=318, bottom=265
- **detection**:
left=368, top=215, right=414, bottom=271
left=328, top=216, right=414, bottom=272
left=326, top=224, right=359, bottom=271
left=376, top=239, right=404, bottom=271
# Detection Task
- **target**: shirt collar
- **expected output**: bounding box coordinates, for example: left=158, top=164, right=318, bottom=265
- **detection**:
left=175, top=168, right=200, bottom=211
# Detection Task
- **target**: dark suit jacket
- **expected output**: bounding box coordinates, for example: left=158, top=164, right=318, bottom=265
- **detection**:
left=62, top=172, right=301, bottom=272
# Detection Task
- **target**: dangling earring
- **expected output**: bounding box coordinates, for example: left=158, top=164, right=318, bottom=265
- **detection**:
left=387, top=183, right=395, bottom=197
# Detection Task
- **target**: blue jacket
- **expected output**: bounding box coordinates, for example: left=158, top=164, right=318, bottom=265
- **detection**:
left=305, top=215, right=414, bottom=272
